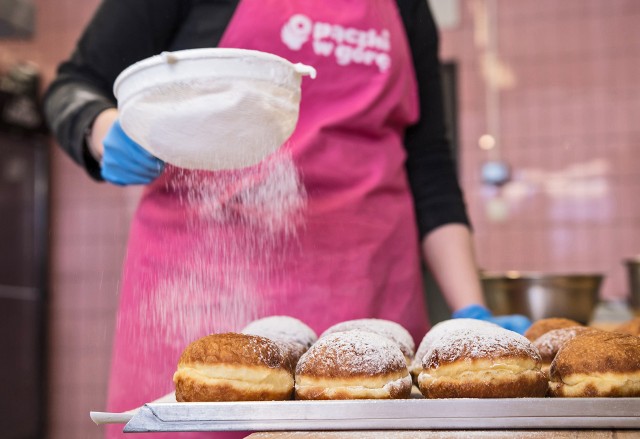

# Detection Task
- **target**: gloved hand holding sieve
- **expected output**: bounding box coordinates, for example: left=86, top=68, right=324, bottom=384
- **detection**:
left=112, top=48, right=316, bottom=173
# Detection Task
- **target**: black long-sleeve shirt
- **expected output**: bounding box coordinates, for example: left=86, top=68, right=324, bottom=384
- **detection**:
left=43, top=0, right=470, bottom=239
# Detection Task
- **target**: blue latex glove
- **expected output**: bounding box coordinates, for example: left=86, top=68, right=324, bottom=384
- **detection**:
left=101, top=120, right=164, bottom=185
left=452, top=304, right=532, bottom=335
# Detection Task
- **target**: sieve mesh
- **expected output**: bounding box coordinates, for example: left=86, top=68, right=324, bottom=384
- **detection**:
left=115, top=49, right=316, bottom=171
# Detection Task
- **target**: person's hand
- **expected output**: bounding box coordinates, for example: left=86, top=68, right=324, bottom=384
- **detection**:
left=452, top=304, right=532, bottom=335
left=101, top=119, right=164, bottom=185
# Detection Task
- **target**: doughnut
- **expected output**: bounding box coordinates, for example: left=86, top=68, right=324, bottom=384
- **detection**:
left=548, top=330, right=640, bottom=397
left=320, top=318, right=415, bottom=364
left=418, top=326, right=547, bottom=398
left=173, top=333, right=294, bottom=402
left=410, top=318, right=499, bottom=382
left=524, top=317, right=582, bottom=341
left=241, top=315, right=317, bottom=366
left=295, top=329, right=412, bottom=400
left=532, top=326, right=594, bottom=375
left=614, top=316, right=640, bottom=336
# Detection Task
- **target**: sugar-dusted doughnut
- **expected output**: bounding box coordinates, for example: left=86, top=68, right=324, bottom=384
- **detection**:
left=548, top=330, right=640, bottom=397
left=242, top=315, right=317, bottom=366
left=295, top=329, right=412, bottom=400
left=418, top=326, right=547, bottom=398
left=410, top=318, right=499, bottom=382
left=532, top=326, right=594, bottom=375
left=614, top=316, right=640, bottom=337
left=524, top=317, right=582, bottom=341
left=173, top=333, right=294, bottom=402
left=320, top=318, right=415, bottom=364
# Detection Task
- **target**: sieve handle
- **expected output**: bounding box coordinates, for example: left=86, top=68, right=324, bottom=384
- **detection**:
left=294, top=63, right=317, bottom=79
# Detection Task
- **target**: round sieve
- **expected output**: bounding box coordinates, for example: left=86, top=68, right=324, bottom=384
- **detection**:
left=113, top=48, right=316, bottom=171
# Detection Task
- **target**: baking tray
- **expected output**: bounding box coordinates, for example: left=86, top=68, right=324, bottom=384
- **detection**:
left=122, top=398, right=640, bottom=433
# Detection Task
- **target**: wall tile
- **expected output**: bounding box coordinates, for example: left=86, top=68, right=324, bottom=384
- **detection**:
left=442, top=0, right=640, bottom=302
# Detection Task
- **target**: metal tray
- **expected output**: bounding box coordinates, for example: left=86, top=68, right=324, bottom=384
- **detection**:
left=123, top=398, right=640, bottom=433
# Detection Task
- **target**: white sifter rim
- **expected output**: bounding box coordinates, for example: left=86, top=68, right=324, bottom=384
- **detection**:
left=113, top=48, right=317, bottom=99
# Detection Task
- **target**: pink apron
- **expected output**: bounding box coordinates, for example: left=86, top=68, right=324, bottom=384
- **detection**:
left=106, top=1, right=427, bottom=437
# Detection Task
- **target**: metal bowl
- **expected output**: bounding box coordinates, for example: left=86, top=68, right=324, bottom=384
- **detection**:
left=624, top=257, right=640, bottom=309
left=481, top=271, right=604, bottom=323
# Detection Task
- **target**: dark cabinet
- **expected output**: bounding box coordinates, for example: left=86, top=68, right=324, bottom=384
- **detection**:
left=0, top=132, right=48, bottom=439
left=0, top=62, right=49, bottom=439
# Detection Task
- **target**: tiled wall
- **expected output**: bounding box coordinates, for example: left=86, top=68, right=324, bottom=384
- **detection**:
left=48, top=153, right=140, bottom=438
left=1, top=0, right=639, bottom=438
left=439, top=0, right=640, bottom=301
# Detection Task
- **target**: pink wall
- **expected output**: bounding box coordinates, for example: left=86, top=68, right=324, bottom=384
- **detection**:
left=1, top=1, right=135, bottom=437
left=0, top=0, right=638, bottom=438
left=439, top=0, right=640, bottom=301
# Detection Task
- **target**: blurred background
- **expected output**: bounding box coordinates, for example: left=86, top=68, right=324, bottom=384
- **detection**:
left=0, top=0, right=639, bottom=437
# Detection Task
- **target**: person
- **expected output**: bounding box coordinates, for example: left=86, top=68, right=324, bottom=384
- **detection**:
left=44, top=1, right=530, bottom=438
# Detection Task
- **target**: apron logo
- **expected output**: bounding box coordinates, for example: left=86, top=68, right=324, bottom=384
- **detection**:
left=281, top=14, right=391, bottom=72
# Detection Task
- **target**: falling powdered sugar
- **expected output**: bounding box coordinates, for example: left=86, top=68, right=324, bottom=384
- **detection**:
left=172, top=147, right=307, bottom=238
left=130, top=147, right=307, bottom=359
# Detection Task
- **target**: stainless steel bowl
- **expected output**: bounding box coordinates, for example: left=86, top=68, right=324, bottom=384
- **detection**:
left=481, top=271, right=604, bottom=323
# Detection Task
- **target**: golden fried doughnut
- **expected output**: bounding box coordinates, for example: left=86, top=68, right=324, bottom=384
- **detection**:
left=614, top=316, right=640, bottom=336
left=320, top=318, right=415, bottom=364
left=410, top=319, right=499, bottom=382
left=418, top=326, right=547, bottom=398
left=532, top=326, right=594, bottom=375
left=295, top=330, right=412, bottom=400
left=548, top=330, right=640, bottom=397
left=173, top=333, right=294, bottom=402
left=524, top=317, right=582, bottom=341
left=242, top=315, right=317, bottom=367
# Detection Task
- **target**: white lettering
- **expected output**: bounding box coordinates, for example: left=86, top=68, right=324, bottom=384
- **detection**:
left=334, top=45, right=351, bottom=66
left=281, top=14, right=392, bottom=72
left=375, top=53, right=391, bottom=72
left=362, top=50, right=377, bottom=66
left=330, top=25, right=344, bottom=44
left=313, top=40, right=335, bottom=57
left=378, top=30, right=391, bottom=51
left=344, top=28, right=363, bottom=47
left=313, top=22, right=332, bottom=40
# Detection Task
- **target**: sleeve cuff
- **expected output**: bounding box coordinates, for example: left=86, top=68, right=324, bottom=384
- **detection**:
left=75, top=101, right=114, bottom=181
